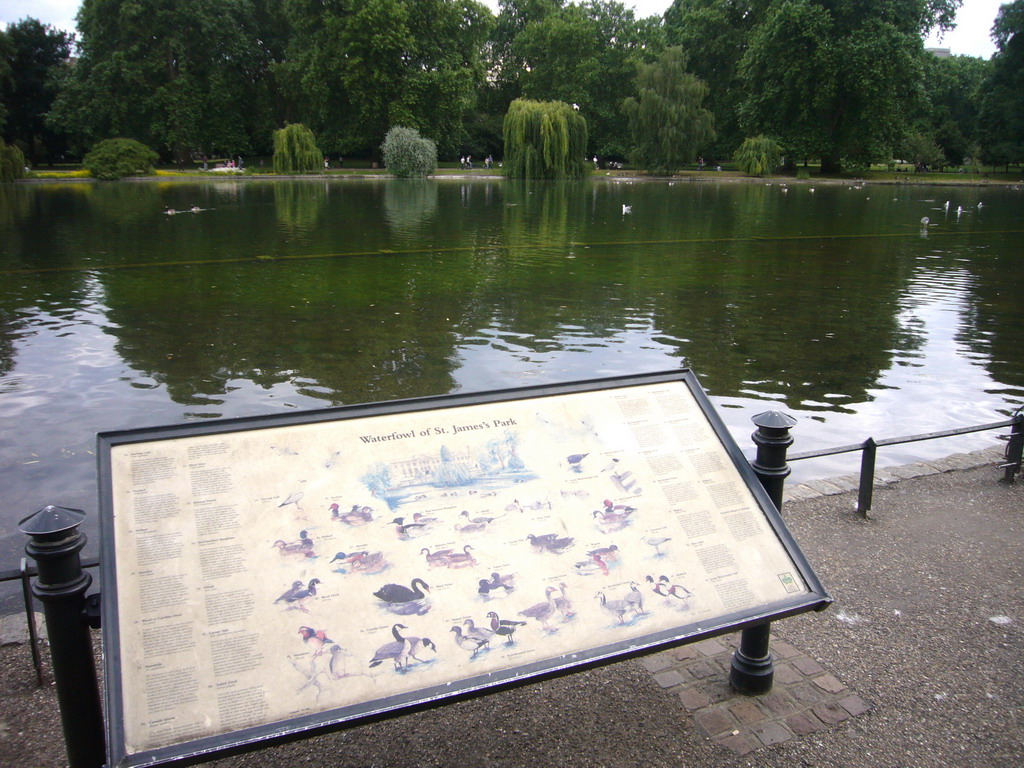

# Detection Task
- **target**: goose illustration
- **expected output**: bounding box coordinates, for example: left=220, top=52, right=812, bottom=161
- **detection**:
left=368, top=624, right=436, bottom=669
left=596, top=591, right=633, bottom=624
left=487, top=611, right=526, bottom=644
left=463, top=618, right=495, bottom=646
left=373, top=578, right=430, bottom=603
left=451, top=625, right=489, bottom=657
left=519, top=587, right=560, bottom=631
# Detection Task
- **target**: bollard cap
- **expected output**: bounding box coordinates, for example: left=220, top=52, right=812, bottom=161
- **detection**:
left=751, top=410, right=797, bottom=430
left=19, top=505, right=86, bottom=538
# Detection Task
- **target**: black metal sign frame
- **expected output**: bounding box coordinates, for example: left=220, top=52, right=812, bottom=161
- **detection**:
left=98, top=369, right=830, bottom=768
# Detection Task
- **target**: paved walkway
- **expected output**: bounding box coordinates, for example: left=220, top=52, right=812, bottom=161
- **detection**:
left=2, top=445, right=1021, bottom=767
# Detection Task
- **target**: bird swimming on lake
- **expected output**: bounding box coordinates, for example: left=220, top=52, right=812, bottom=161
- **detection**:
left=622, top=204, right=632, bottom=214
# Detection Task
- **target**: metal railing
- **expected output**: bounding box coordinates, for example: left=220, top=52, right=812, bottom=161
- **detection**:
left=787, top=411, right=1023, bottom=516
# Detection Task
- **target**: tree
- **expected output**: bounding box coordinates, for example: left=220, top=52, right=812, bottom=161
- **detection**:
left=737, top=0, right=962, bottom=173
left=918, top=54, right=989, bottom=165
left=1, top=139, right=26, bottom=181
left=503, top=98, right=589, bottom=178
left=381, top=125, right=437, bottom=176
left=978, top=0, right=1024, bottom=168
left=0, top=19, right=73, bottom=164
left=280, top=0, right=492, bottom=158
left=734, top=135, right=781, bottom=176
left=511, top=1, right=664, bottom=159
left=272, top=123, right=322, bottom=173
left=664, top=0, right=759, bottom=160
left=49, top=0, right=278, bottom=160
left=622, top=47, right=714, bottom=174
left=82, top=137, right=159, bottom=179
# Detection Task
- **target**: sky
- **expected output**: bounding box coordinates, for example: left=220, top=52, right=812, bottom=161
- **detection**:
left=0, top=0, right=1006, bottom=60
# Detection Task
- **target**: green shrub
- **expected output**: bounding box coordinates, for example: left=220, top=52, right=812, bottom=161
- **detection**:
left=83, top=138, right=159, bottom=180
left=1, top=141, right=28, bottom=182
left=734, top=136, right=782, bottom=177
left=272, top=123, right=323, bottom=174
left=381, top=126, right=437, bottom=177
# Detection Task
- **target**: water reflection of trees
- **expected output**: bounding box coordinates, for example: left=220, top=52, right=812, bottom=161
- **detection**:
left=274, top=180, right=328, bottom=234
left=79, top=180, right=938, bottom=413
left=383, top=180, right=438, bottom=238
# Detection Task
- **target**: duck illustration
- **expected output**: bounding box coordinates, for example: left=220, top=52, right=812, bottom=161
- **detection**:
left=487, top=611, right=526, bottom=644
left=373, top=578, right=430, bottom=604
left=478, top=572, right=515, bottom=596
left=446, top=545, right=478, bottom=568
left=330, top=503, right=374, bottom=525
left=658, top=575, right=693, bottom=602
left=272, top=538, right=317, bottom=559
left=421, top=548, right=454, bottom=567
left=281, top=578, right=321, bottom=613
left=331, top=550, right=387, bottom=573
left=527, top=533, right=574, bottom=554
left=390, top=517, right=427, bottom=537
left=274, top=580, right=304, bottom=604
left=298, top=626, right=334, bottom=656
left=519, top=587, right=560, bottom=631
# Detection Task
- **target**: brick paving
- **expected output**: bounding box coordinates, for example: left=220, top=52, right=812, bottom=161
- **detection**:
left=634, top=445, right=1008, bottom=757
left=641, top=631, right=872, bottom=756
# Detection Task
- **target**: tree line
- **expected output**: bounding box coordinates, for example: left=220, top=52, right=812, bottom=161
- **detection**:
left=1, top=0, right=1022, bottom=174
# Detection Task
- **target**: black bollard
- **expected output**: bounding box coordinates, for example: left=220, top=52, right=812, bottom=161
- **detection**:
left=730, top=410, right=797, bottom=695
left=19, top=506, right=106, bottom=768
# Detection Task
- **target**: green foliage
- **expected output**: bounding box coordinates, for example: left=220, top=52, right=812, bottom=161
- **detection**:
left=0, top=19, right=74, bottom=164
left=737, top=0, right=957, bottom=172
left=49, top=0, right=277, bottom=159
left=734, top=135, right=782, bottom=176
left=0, top=140, right=26, bottom=181
left=664, top=0, right=756, bottom=159
left=82, top=138, right=159, bottom=180
left=503, top=98, right=588, bottom=178
left=978, top=0, right=1024, bottom=167
left=381, top=126, right=437, bottom=177
left=272, top=123, right=323, bottom=174
left=902, top=131, right=945, bottom=167
left=622, top=47, right=715, bottom=174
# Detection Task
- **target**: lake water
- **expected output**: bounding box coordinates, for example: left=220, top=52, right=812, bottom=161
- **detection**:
left=1, top=177, right=1022, bottom=596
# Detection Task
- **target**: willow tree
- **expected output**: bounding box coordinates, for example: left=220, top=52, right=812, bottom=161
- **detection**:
left=734, top=135, right=781, bottom=176
left=622, top=47, right=714, bottom=174
left=503, top=99, right=589, bottom=179
left=272, top=123, right=323, bottom=174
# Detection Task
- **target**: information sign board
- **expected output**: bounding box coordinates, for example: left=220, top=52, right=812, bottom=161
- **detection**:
left=98, top=370, right=829, bottom=767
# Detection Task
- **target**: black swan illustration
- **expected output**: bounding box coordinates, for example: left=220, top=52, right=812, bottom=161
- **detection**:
left=373, top=578, right=430, bottom=603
